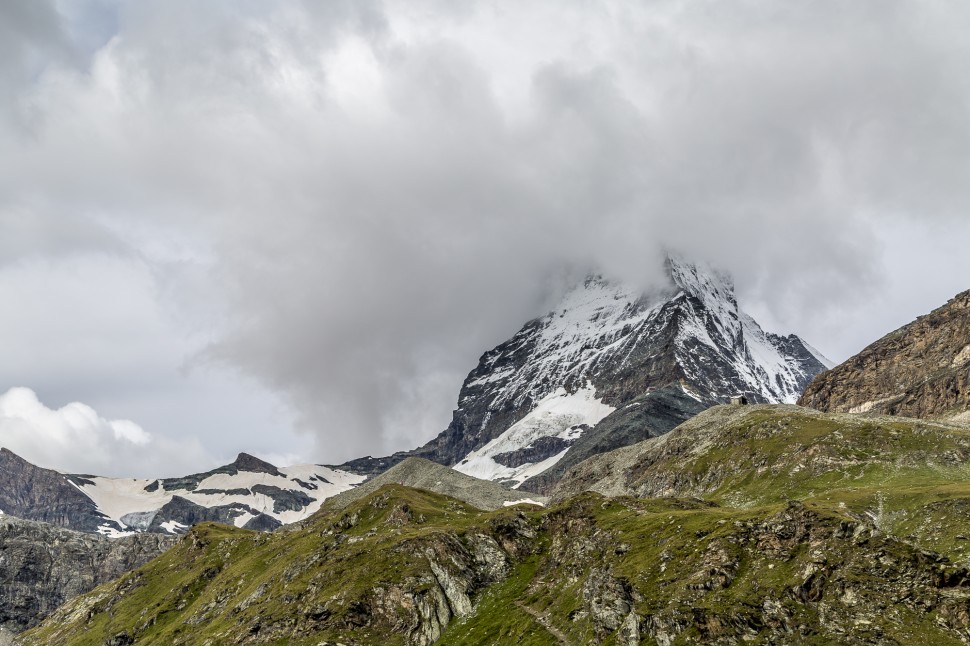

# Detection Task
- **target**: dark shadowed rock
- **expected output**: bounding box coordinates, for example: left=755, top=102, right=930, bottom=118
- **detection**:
left=146, top=496, right=259, bottom=534
left=0, top=449, right=109, bottom=533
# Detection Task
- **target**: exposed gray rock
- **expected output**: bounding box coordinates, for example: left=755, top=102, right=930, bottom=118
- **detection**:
left=0, top=515, right=173, bottom=634
left=147, top=452, right=282, bottom=492
left=322, top=457, right=546, bottom=513
left=249, top=484, right=313, bottom=513
left=146, top=496, right=279, bottom=534
left=582, top=567, right=637, bottom=638
left=0, top=449, right=111, bottom=533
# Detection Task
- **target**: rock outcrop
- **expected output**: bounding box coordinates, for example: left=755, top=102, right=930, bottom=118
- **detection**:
left=800, top=289, right=970, bottom=421
left=0, top=515, right=174, bottom=635
left=321, top=457, right=546, bottom=513
left=0, top=449, right=113, bottom=533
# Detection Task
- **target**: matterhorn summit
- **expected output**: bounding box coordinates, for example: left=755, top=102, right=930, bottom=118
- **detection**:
left=343, top=257, right=830, bottom=493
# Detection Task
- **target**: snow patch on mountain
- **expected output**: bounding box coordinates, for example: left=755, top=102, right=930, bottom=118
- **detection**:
left=502, top=498, right=546, bottom=507
left=454, top=383, right=615, bottom=487
left=159, top=520, right=188, bottom=534
left=802, top=341, right=836, bottom=370
left=74, top=464, right=365, bottom=533
left=469, top=279, right=668, bottom=415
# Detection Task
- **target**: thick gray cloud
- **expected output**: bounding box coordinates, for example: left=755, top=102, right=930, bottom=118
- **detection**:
left=2, top=0, right=970, bottom=471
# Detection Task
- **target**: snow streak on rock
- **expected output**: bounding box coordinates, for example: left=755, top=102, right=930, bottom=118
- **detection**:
left=668, top=258, right=823, bottom=404
left=453, top=383, right=615, bottom=488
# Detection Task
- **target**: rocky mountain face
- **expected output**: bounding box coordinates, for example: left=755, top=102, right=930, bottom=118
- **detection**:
left=344, top=257, right=829, bottom=494
left=0, top=449, right=364, bottom=537
left=800, top=289, right=970, bottom=422
left=24, top=405, right=970, bottom=645
left=0, top=514, right=173, bottom=635
left=0, top=448, right=114, bottom=533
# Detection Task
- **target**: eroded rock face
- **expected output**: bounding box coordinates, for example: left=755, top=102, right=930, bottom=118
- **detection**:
left=343, top=519, right=529, bottom=645
left=582, top=567, right=638, bottom=639
left=800, top=289, right=970, bottom=421
left=0, top=515, right=174, bottom=634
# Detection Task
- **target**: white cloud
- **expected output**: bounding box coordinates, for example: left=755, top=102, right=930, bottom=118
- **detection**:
left=2, top=0, right=970, bottom=466
left=0, top=386, right=208, bottom=476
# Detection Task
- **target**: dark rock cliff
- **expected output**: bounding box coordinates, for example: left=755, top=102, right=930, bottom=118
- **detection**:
left=0, top=449, right=108, bottom=533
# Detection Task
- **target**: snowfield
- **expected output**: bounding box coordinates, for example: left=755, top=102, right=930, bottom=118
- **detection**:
left=74, top=463, right=366, bottom=536
left=454, top=383, right=615, bottom=488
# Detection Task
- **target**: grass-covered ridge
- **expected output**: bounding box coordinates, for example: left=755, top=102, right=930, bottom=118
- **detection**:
left=556, top=405, right=970, bottom=560
left=22, top=405, right=970, bottom=645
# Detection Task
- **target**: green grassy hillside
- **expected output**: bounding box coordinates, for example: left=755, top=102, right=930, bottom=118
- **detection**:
left=22, top=405, right=970, bottom=645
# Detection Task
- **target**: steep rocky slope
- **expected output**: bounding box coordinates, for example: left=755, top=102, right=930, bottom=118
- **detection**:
left=800, top=289, right=970, bottom=421
left=24, top=405, right=970, bottom=645
left=0, top=449, right=364, bottom=537
left=343, top=258, right=828, bottom=494
left=0, top=448, right=112, bottom=533
left=0, top=515, right=173, bottom=635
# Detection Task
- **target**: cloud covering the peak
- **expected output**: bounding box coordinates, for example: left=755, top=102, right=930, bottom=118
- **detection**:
left=2, top=0, right=970, bottom=468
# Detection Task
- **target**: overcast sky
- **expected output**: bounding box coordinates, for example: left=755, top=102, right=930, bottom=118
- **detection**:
left=2, top=0, right=969, bottom=477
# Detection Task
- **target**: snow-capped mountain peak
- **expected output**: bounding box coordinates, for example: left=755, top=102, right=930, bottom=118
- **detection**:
left=410, top=257, right=830, bottom=491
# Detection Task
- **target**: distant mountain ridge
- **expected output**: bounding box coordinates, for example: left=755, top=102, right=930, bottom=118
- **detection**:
left=341, top=257, right=829, bottom=493
left=0, top=448, right=364, bottom=536
left=321, top=457, right=546, bottom=513
left=800, top=288, right=970, bottom=422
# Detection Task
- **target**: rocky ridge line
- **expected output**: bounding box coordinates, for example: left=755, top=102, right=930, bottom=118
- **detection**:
left=799, top=288, right=970, bottom=421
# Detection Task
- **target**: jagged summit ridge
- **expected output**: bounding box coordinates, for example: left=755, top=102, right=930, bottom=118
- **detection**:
left=461, top=257, right=824, bottom=417
left=230, top=452, right=281, bottom=475
left=667, top=257, right=831, bottom=404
